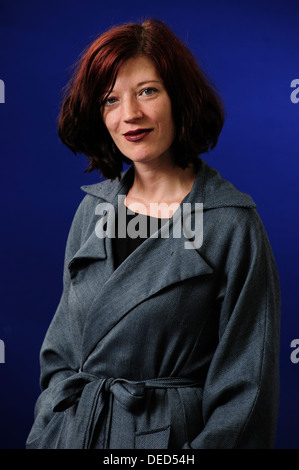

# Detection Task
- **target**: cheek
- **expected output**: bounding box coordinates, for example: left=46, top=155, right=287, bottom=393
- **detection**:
left=160, top=109, right=176, bottom=139
left=103, top=113, right=118, bottom=136
left=155, top=101, right=175, bottom=132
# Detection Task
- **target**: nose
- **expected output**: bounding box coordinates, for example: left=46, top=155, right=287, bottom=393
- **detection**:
left=122, top=97, right=143, bottom=122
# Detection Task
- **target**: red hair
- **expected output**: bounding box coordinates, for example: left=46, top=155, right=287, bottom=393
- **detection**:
left=58, top=19, right=225, bottom=180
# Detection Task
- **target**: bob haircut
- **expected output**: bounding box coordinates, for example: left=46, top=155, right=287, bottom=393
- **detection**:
left=58, top=18, right=225, bottom=180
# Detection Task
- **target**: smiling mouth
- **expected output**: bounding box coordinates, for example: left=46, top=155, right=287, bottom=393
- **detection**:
left=123, top=129, right=153, bottom=142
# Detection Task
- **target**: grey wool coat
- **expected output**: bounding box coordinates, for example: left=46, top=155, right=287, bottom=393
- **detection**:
left=26, top=158, right=281, bottom=449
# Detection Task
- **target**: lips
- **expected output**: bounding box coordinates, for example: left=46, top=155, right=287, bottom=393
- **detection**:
left=123, top=128, right=153, bottom=142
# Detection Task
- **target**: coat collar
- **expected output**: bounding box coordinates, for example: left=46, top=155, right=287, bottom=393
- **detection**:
left=80, top=158, right=257, bottom=210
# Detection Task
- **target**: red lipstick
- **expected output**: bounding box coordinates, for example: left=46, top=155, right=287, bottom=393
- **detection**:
left=123, top=128, right=152, bottom=142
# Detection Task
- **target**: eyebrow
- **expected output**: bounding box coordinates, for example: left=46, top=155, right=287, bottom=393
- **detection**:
left=136, top=80, right=162, bottom=86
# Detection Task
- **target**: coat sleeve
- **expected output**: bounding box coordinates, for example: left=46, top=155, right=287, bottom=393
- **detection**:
left=26, top=195, right=91, bottom=448
left=183, top=208, right=281, bottom=449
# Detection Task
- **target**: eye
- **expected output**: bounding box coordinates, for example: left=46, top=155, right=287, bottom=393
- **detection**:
left=103, top=96, right=117, bottom=106
left=141, top=87, right=158, bottom=97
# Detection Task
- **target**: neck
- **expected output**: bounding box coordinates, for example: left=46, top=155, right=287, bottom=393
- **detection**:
left=125, top=157, right=196, bottom=217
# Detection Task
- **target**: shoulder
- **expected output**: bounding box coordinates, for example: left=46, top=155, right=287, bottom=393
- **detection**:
left=196, top=158, right=257, bottom=210
left=193, top=159, right=269, bottom=250
left=80, top=165, right=133, bottom=201
left=196, top=158, right=264, bottom=238
left=68, top=169, right=129, bottom=236
left=80, top=178, right=120, bottom=200
left=202, top=203, right=264, bottom=253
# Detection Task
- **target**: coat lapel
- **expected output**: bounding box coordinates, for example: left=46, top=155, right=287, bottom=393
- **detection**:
left=68, top=230, right=107, bottom=280
left=79, top=226, right=214, bottom=365
left=72, top=158, right=256, bottom=365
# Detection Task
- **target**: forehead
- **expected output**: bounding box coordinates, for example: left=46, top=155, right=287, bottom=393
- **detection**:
left=112, top=55, right=161, bottom=88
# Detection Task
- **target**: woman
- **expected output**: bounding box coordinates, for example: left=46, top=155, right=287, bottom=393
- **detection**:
left=26, top=19, right=280, bottom=449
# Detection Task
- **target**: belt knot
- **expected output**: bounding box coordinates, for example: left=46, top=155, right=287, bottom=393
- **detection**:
left=104, top=377, right=115, bottom=393
left=107, top=378, right=146, bottom=411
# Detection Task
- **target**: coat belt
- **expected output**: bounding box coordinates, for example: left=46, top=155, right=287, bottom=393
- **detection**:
left=51, top=371, right=201, bottom=448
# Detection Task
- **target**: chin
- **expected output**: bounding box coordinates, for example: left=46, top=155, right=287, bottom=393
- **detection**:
left=126, top=154, right=157, bottom=164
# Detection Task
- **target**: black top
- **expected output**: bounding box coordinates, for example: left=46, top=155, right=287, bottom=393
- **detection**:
left=112, top=209, right=169, bottom=269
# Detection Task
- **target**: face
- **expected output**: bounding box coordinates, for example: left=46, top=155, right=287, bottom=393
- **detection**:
left=101, top=55, right=176, bottom=166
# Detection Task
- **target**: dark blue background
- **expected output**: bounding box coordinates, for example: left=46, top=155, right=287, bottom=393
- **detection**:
left=0, top=0, right=298, bottom=449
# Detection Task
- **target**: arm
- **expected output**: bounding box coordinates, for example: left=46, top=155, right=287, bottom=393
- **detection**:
left=184, top=209, right=281, bottom=449
left=26, top=195, right=91, bottom=447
